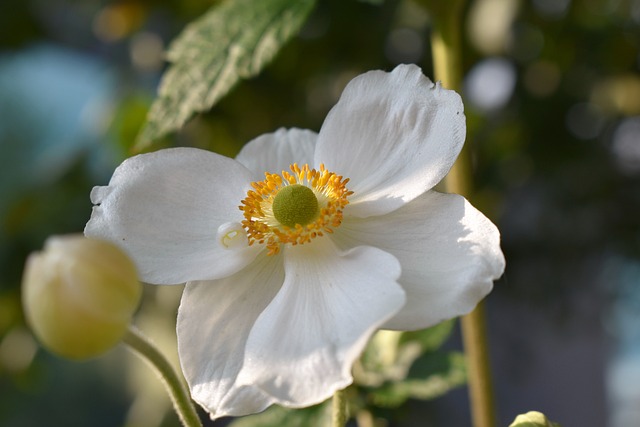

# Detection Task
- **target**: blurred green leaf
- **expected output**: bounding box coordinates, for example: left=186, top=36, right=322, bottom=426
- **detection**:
left=228, top=400, right=330, bottom=427
left=399, top=318, right=455, bottom=352
left=367, top=351, right=466, bottom=408
left=136, top=0, right=317, bottom=149
left=358, top=330, right=403, bottom=377
left=355, top=321, right=456, bottom=389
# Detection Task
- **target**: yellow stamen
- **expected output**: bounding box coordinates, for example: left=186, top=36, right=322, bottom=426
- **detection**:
left=239, top=163, right=352, bottom=255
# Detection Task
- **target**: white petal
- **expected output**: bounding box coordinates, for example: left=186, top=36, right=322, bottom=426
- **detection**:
left=84, top=148, right=260, bottom=285
left=334, top=191, right=505, bottom=330
left=314, top=64, right=465, bottom=217
left=235, top=128, right=317, bottom=176
left=236, top=237, right=405, bottom=407
left=177, top=253, right=284, bottom=419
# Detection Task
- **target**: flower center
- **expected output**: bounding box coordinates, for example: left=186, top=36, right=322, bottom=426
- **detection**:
left=272, top=184, right=319, bottom=228
left=239, top=163, right=352, bottom=255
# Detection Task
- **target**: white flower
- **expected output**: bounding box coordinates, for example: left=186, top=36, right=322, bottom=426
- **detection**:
left=85, top=64, right=505, bottom=419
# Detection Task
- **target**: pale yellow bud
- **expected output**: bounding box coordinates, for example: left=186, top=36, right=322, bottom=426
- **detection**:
left=22, top=235, right=141, bottom=360
left=509, top=411, right=560, bottom=427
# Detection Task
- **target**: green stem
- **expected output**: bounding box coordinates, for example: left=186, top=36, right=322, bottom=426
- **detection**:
left=427, top=2, right=497, bottom=427
left=460, top=301, right=496, bottom=427
left=430, top=2, right=464, bottom=91
left=332, top=388, right=347, bottom=427
left=122, top=327, right=203, bottom=427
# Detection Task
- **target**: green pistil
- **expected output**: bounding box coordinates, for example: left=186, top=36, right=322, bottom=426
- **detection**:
left=272, top=184, right=319, bottom=228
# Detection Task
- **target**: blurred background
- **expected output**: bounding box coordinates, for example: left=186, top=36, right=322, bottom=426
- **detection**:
left=1, top=0, right=639, bottom=426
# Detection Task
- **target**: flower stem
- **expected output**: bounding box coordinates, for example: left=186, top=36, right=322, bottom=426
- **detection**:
left=122, top=327, right=203, bottom=427
left=460, top=302, right=496, bottom=427
left=332, top=388, right=347, bottom=427
left=427, top=1, right=498, bottom=427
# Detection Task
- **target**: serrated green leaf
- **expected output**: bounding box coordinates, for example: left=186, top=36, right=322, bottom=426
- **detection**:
left=136, top=0, right=316, bottom=149
left=228, top=400, right=330, bottom=427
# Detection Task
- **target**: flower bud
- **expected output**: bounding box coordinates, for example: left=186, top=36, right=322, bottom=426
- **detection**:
left=509, top=411, right=560, bottom=427
left=22, top=235, right=141, bottom=360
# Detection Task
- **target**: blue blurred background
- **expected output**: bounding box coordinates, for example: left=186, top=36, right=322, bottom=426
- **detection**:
left=1, top=0, right=639, bottom=426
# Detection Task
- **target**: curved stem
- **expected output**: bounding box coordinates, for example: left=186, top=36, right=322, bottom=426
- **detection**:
left=332, top=388, right=347, bottom=427
left=427, top=2, right=498, bottom=427
left=122, top=327, right=203, bottom=427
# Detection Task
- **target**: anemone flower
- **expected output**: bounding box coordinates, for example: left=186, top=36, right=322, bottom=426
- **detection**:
left=85, top=64, right=505, bottom=419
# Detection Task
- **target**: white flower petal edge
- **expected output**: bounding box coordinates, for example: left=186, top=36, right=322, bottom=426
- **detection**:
left=178, top=237, right=405, bottom=419
left=314, top=64, right=466, bottom=217
left=178, top=254, right=284, bottom=418
left=235, top=128, right=317, bottom=177
left=333, top=190, right=505, bottom=330
left=236, top=238, right=405, bottom=407
left=85, top=148, right=260, bottom=285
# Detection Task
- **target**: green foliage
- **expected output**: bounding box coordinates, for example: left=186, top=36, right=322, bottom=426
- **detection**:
left=368, top=352, right=466, bottom=408
left=353, top=321, right=463, bottom=411
left=136, top=0, right=317, bottom=149
left=228, top=400, right=330, bottom=427
left=400, top=318, right=455, bottom=352
left=355, top=320, right=455, bottom=383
